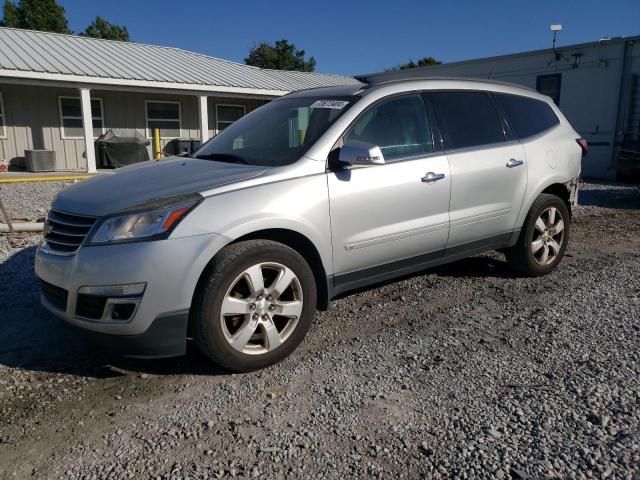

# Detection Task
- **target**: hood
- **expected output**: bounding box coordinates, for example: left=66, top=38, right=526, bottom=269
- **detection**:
left=53, top=157, right=270, bottom=216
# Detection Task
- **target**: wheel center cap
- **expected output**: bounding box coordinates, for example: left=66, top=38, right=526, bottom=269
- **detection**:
left=255, top=298, right=269, bottom=316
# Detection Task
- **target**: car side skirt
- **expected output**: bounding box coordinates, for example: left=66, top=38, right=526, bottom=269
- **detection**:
left=329, top=231, right=519, bottom=298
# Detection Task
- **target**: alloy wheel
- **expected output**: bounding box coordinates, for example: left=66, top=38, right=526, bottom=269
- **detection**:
left=219, top=262, right=303, bottom=355
left=531, top=206, right=565, bottom=266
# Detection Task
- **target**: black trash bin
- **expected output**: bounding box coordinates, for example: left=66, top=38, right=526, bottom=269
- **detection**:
left=164, top=139, right=202, bottom=156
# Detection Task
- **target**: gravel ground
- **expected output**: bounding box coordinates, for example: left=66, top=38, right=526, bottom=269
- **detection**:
left=0, top=181, right=76, bottom=223
left=0, top=180, right=639, bottom=479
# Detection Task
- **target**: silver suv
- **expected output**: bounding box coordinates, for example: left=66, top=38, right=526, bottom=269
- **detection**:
left=36, top=78, right=584, bottom=371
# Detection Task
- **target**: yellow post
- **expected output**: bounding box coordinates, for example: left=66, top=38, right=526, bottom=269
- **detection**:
left=153, top=128, right=161, bottom=160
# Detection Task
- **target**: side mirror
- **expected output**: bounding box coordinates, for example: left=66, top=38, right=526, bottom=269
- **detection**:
left=339, top=140, right=385, bottom=166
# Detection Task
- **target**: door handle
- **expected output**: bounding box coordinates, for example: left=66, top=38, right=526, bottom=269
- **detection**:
left=421, top=172, right=445, bottom=183
left=506, top=159, right=524, bottom=168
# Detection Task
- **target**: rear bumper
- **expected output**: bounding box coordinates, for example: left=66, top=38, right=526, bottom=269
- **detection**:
left=63, top=310, right=190, bottom=358
left=567, top=176, right=580, bottom=206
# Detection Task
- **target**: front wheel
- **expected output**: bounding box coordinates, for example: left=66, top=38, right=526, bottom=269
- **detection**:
left=505, top=193, right=570, bottom=276
left=192, top=240, right=317, bottom=372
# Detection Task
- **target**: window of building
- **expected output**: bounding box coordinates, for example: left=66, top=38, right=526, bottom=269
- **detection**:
left=343, top=94, right=433, bottom=161
left=59, top=97, right=104, bottom=139
left=146, top=101, right=181, bottom=138
left=216, top=104, right=246, bottom=133
left=0, top=93, right=5, bottom=138
left=536, top=74, right=562, bottom=105
left=493, top=93, right=560, bottom=139
left=430, top=91, right=505, bottom=150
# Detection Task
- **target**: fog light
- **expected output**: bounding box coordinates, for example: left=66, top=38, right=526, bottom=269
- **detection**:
left=111, top=303, right=137, bottom=321
left=78, top=283, right=146, bottom=297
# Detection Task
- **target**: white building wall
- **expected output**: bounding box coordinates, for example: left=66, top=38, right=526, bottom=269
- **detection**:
left=375, top=38, right=640, bottom=179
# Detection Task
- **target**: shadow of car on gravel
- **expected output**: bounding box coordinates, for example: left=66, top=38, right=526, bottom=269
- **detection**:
left=0, top=246, right=228, bottom=379
left=333, top=254, right=519, bottom=301
left=2, top=246, right=517, bottom=378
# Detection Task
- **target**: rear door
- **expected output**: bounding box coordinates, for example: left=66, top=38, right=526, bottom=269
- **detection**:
left=428, top=91, right=528, bottom=248
left=328, top=93, right=451, bottom=285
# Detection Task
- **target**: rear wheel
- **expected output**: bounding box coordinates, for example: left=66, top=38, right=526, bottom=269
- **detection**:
left=506, top=194, right=570, bottom=276
left=192, top=240, right=316, bottom=372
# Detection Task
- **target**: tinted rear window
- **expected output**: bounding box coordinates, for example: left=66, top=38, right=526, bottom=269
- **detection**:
left=430, top=91, right=505, bottom=150
left=493, top=93, right=559, bottom=139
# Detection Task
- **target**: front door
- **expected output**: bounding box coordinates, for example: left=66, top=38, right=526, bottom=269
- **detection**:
left=328, top=93, right=451, bottom=287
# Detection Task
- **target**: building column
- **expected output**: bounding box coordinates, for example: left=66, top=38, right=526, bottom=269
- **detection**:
left=79, top=87, right=97, bottom=173
left=198, top=95, right=209, bottom=144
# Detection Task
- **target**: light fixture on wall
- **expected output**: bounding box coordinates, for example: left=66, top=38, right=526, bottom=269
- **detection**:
left=551, top=24, right=562, bottom=60
left=548, top=24, right=570, bottom=65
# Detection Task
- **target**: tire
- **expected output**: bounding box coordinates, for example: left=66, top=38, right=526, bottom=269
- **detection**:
left=192, top=239, right=317, bottom=372
left=505, top=193, right=571, bottom=276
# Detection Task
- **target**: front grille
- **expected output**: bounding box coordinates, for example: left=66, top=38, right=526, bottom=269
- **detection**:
left=41, top=280, right=68, bottom=311
left=43, top=210, right=97, bottom=255
left=76, top=294, right=108, bottom=320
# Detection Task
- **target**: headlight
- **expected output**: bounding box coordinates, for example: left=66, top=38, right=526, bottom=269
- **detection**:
left=89, top=196, right=200, bottom=244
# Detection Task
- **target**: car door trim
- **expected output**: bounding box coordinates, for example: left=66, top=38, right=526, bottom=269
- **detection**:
left=344, top=221, right=450, bottom=251
left=450, top=208, right=511, bottom=228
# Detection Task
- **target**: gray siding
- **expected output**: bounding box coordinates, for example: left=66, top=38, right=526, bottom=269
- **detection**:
left=97, top=90, right=201, bottom=157
left=207, top=96, right=268, bottom=139
left=0, top=84, right=270, bottom=170
left=0, top=83, right=86, bottom=170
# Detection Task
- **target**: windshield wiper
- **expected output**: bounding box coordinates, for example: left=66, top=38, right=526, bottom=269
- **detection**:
left=194, top=153, right=248, bottom=164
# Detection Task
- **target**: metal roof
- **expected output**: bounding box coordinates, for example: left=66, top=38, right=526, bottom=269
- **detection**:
left=0, top=27, right=361, bottom=95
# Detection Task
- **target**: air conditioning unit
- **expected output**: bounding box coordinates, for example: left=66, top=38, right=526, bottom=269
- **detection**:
left=25, top=150, right=56, bottom=172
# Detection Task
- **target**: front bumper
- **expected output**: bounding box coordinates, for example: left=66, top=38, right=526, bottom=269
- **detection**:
left=64, top=310, right=190, bottom=358
left=35, top=232, right=229, bottom=357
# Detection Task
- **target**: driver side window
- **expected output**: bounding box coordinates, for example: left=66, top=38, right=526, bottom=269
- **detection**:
left=344, top=94, right=434, bottom=161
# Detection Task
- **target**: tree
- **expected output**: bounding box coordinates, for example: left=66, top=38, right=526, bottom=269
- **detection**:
left=0, top=0, right=70, bottom=33
left=387, top=56, right=441, bottom=71
left=1, top=0, right=19, bottom=27
left=82, top=16, right=130, bottom=41
left=245, top=39, right=316, bottom=72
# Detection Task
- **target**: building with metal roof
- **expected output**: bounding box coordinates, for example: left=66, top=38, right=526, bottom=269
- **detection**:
left=0, top=27, right=361, bottom=172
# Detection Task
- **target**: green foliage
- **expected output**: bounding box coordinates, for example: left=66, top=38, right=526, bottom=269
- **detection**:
left=0, top=0, right=19, bottom=27
left=0, top=2, right=131, bottom=41
left=245, top=39, right=316, bottom=72
left=82, top=16, right=130, bottom=41
left=0, top=0, right=70, bottom=33
left=387, top=56, right=442, bottom=71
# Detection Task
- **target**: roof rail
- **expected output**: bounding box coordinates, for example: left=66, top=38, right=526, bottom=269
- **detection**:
left=355, top=73, right=537, bottom=92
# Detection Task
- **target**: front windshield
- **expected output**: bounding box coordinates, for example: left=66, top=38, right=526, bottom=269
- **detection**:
left=193, top=95, right=357, bottom=167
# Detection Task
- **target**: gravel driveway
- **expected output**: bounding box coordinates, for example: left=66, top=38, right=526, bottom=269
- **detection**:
left=0, top=181, right=639, bottom=479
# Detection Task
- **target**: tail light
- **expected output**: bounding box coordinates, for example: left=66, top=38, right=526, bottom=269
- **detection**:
left=576, top=138, right=588, bottom=157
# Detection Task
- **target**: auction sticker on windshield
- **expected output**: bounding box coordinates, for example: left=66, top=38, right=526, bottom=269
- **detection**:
left=310, top=100, right=350, bottom=109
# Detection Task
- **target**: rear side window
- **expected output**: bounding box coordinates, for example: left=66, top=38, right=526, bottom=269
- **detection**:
left=430, top=91, right=505, bottom=150
left=493, top=93, right=560, bottom=139
left=344, top=94, right=434, bottom=161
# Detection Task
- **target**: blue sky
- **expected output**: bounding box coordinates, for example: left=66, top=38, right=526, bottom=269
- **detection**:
left=58, top=0, right=640, bottom=75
